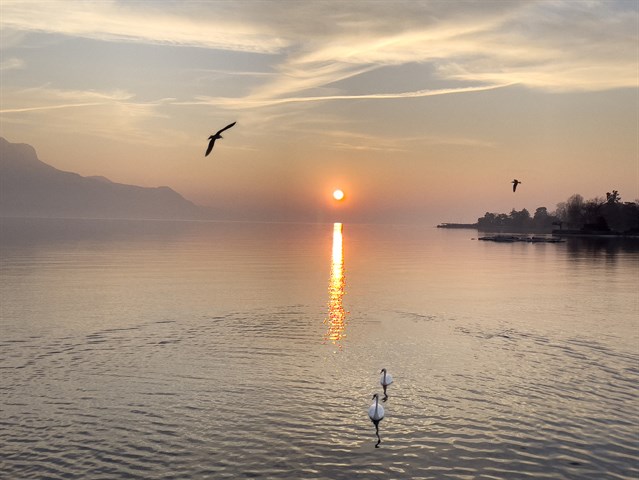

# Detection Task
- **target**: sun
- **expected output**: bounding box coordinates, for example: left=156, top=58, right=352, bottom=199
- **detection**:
left=333, top=189, right=345, bottom=201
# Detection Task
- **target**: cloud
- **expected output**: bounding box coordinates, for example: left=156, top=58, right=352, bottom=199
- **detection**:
left=260, top=0, right=636, bottom=102
left=323, top=131, right=409, bottom=153
left=0, top=85, right=180, bottom=145
left=181, top=0, right=636, bottom=110
left=324, top=130, right=496, bottom=153
left=0, top=102, right=106, bottom=113
left=2, top=0, right=636, bottom=121
left=0, top=0, right=288, bottom=54
left=3, top=1, right=636, bottom=97
left=0, top=57, right=25, bottom=71
left=430, top=1, right=639, bottom=92
left=0, top=86, right=134, bottom=113
left=194, top=82, right=516, bottom=109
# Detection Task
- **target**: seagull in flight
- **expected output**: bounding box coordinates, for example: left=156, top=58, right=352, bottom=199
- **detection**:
left=205, top=121, right=236, bottom=156
left=512, top=179, right=521, bottom=192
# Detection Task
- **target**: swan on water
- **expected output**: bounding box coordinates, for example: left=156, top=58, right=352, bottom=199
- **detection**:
left=380, top=368, right=393, bottom=401
left=368, top=393, right=384, bottom=447
left=368, top=393, right=385, bottom=421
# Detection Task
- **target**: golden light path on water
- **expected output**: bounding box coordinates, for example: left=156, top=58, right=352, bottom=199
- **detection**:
left=325, top=222, right=347, bottom=347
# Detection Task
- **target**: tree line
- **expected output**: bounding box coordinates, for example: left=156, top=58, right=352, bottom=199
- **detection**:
left=477, top=190, right=639, bottom=234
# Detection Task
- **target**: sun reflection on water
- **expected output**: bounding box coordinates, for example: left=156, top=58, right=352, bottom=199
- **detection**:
left=325, top=222, right=347, bottom=348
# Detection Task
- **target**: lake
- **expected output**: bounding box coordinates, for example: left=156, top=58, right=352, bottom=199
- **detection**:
left=1, top=217, right=637, bottom=479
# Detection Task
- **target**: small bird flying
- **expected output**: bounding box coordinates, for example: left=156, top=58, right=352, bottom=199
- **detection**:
left=205, top=121, right=236, bottom=156
left=512, top=179, right=521, bottom=192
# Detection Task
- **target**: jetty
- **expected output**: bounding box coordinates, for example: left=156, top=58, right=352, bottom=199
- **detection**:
left=478, top=235, right=565, bottom=243
left=437, top=223, right=478, bottom=229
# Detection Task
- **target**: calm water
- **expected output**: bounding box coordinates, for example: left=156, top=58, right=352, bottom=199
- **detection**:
left=1, top=218, right=638, bottom=479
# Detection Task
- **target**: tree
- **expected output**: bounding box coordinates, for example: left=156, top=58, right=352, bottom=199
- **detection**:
left=534, top=207, right=549, bottom=220
left=606, top=190, right=621, bottom=204
left=533, top=207, right=558, bottom=230
left=554, top=190, right=638, bottom=233
left=583, top=197, right=605, bottom=227
left=509, top=208, right=532, bottom=229
left=560, top=194, right=585, bottom=228
left=476, top=190, right=638, bottom=233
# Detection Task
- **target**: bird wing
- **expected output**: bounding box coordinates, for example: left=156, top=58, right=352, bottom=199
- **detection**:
left=205, top=138, right=216, bottom=156
left=215, top=121, right=237, bottom=135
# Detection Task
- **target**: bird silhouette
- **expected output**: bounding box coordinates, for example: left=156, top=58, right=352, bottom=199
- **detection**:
left=512, top=179, right=521, bottom=192
left=380, top=368, right=393, bottom=402
left=368, top=393, right=385, bottom=448
left=205, top=121, right=236, bottom=156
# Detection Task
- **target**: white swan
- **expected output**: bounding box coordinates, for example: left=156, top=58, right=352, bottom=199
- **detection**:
left=368, top=393, right=385, bottom=421
left=380, top=368, right=393, bottom=401
left=368, top=393, right=384, bottom=447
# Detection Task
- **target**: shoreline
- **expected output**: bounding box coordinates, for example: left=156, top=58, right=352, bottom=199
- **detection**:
left=437, top=223, right=638, bottom=238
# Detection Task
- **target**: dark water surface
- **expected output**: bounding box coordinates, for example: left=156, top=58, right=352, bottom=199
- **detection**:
left=1, top=218, right=637, bottom=479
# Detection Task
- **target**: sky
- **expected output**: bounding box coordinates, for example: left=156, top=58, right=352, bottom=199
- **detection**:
left=1, top=0, right=637, bottom=224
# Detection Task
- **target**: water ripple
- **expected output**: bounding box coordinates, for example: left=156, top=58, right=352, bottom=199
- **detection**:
left=2, top=304, right=637, bottom=479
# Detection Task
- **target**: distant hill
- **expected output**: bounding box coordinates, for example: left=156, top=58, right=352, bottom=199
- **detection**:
left=0, top=137, right=210, bottom=220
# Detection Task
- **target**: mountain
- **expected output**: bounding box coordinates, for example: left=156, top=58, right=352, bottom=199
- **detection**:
left=0, top=137, right=209, bottom=220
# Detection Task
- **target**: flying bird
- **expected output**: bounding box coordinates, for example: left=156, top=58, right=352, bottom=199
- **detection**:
left=368, top=393, right=385, bottom=447
left=205, top=121, right=236, bottom=156
left=512, top=179, right=521, bottom=192
left=380, top=368, right=393, bottom=402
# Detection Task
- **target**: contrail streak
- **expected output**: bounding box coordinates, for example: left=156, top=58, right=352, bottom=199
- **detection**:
left=203, top=82, right=517, bottom=109
left=0, top=102, right=106, bottom=114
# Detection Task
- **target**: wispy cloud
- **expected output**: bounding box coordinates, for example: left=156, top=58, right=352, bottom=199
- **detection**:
left=3, top=0, right=635, bottom=99
left=324, top=130, right=496, bottom=153
left=0, top=0, right=288, bottom=54
left=194, top=82, right=516, bottom=109
left=0, top=86, right=134, bottom=113
left=2, top=0, right=636, bottom=144
left=322, top=131, right=409, bottom=153
left=0, top=102, right=106, bottom=113
left=0, top=57, right=25, bottom=71
left=0, top=85, right=179, bottom=145
left=184, top=0, right=635, bottom=111
left=285, top=1, right=633, bottom=100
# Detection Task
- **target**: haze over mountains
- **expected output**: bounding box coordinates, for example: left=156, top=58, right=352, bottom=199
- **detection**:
left=0, top=138, right=210, bottom=220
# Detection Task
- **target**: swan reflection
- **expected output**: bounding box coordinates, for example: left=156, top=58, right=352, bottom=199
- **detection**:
left=324, top=223, right=347, bottom=347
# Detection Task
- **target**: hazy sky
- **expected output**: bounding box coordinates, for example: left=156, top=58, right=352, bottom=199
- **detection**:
left=1, top=0, right=637, bottom=223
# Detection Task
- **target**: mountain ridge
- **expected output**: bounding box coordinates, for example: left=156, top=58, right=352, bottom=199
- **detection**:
left=0, top=137, right=211, bottom=220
